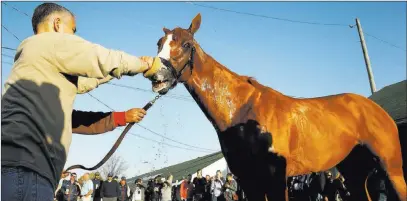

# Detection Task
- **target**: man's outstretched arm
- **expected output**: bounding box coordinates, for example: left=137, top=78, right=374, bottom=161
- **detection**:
left=51, top=32, right=153, bottom=79
left=72, top=108, right=146, bottom=134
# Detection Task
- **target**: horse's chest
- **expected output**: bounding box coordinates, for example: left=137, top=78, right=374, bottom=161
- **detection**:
left=218, top=120, right=275, bottom=176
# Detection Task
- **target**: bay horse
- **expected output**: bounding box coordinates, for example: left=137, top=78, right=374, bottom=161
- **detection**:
left=144, top=13, right=406, bottom=201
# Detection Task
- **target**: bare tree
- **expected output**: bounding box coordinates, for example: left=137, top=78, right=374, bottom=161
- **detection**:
left=98, top=154, right=128, bottom=178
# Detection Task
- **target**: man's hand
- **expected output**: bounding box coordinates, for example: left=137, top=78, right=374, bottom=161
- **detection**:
left=125, top=108, right=147, bottom=123
left=139, top=56, right=154, bottom=72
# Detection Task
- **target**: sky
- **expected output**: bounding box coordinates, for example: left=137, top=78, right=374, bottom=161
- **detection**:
left=1, top=1, right=406, bottom=178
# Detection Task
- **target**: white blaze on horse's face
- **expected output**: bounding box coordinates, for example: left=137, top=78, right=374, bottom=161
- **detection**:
left=158, top=34, right=173, bottom=60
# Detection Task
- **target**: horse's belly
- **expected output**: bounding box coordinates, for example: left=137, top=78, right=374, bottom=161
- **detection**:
left=285, top=138, right=358, bottom=176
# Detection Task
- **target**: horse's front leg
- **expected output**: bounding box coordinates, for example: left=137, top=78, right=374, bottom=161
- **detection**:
left=265, top=154, right=288, bottom=201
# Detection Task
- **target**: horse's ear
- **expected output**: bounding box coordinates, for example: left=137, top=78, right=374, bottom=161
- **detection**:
left=188, top=13, right=201, bottom=35
left=163, top=27, right=171, bottom=35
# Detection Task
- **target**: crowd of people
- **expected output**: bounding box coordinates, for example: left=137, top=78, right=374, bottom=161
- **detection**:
left=54, top=166, right=390, bottom=201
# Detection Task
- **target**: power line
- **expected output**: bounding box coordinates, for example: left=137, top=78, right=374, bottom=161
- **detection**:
left=134, top=123, right=217, bottom=152
left=2, top=25, right=22, bottom=42
left=87, top=92, right=115, bottom=111
left=2, top=54, right=15, bottom=59
left=364, top=31, right=406, bottom=52
left=186, top=2, right=349, bottom=27
left=125, top=130, right=216, bottom=153
left=2, top=61, right=14, bottom=66
left=86, top=92, right=216, bottom=152
left=2, top=47, right=17, bottom=51
left=107, top=82, right=194, bottom=102
left=2, top=2, right=30, bottom=17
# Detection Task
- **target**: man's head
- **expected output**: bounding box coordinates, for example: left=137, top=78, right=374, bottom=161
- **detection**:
left=205, top=175, right=210, bottom=181
left=107, top=173, right=113, bottom=181
left=216, top=170, right=222, bottom=179
left=187, top=174, right=192, bottom=181
left=70, top=172, right=77, bottom=181
left=135, top=178, right=142, bottom=185
left=32, top=3, right=76, bottom=34
left=325, top=171, right=333, bottom=182
left=72, top=172, right=77, bottom=180
left=197, top=169, right=202, bottom=178
left=83, top=173, right=90, bottom=181
left=120, top=176, right=126, bottom=185
left=226, top=173, right=233, bottom=181
left=95, top=172, right=101, bottom=180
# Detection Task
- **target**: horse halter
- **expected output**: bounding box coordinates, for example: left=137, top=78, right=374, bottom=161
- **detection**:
left=65, top=45, right=196, bottom=172
left=161, top=45, right=196, bottom=88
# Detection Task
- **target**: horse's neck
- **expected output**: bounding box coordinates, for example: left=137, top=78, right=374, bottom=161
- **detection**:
left=184, top=46, right=257, bottom=132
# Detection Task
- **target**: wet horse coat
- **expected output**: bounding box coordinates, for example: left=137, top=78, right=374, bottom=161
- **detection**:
left=148, top=14, right=407, bottom=201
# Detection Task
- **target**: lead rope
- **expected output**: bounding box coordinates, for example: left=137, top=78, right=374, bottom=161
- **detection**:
left=65, top=94, right=162, bottom=172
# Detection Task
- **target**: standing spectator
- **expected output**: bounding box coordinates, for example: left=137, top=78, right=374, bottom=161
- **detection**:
left=211, top=171, right=224, bottom=201
left=118, top=176, right=131, bottom=201
left=92, top=172, right=103, bottom=201
left=205, top=175, right=212, bottom=201
left=80, top=173, right=94, bottom=201
left=161, top=175, right=174, bottom=201
left=322, top=171, right=349, bottom=201
left=151, top=176, right=164, bottom=201
left=173, top=181, right=182, bottom=201
left=56, top=171, right=71, bottom=199
left=131, top=178, right=146, bottom=201
left=145, top=179, right=153, bottom=201
left=101, top=173, right=120, bottom=201
left=180, top=175, right=194, bottom=201
left=193, top=169, right=207, bottom=201
left=223, top=173, right=237, bottom=201
left=60, top=172, right=81, bottom=201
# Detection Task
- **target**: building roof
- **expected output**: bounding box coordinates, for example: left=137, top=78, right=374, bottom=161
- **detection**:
left=127, top=151, right=224, bottom=184
left=368, top=80, right=407, bottom=125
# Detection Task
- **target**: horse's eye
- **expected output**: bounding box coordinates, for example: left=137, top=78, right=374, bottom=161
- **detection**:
left=182, top=43, right=191, bottom=49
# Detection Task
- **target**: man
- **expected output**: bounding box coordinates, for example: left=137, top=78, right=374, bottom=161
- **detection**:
left=130, top=178, right=145, bottom=201
left=55, top=170, right=71, bottom=199
left=60, top=172, right=81, bottom=201
left=101, top=173, right=120, bottom=201
left=92, top=172, right=103, bottom=201
left=149, top=175, right=163, bottom=201
left=118, top=176, right=131, bottom=201
left=204, top=175, right=212, bottom=201
left=223, top=173, right=237, bottom=201
left=114, top=176, right=120, bottom=183
left=160, top=175, right=174, bottom=201
left=211, top=170, right=224, bottom=201
left=192, top=169, right=207, bottom=201
left=1, top=2, right=158, bottom=201
left=180, top=174, right=194, bottom=201
left=80, top=173, right=94, bottom=201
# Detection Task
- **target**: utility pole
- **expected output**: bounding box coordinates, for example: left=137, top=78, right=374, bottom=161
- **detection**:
left=355, top=18, right=377, bottom=94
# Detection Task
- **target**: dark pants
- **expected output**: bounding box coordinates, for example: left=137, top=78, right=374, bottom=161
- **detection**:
left=93, top=197, right=102, bottom=201
left=1, top=166, right=54, bottom=201
left=194, top=194, right=204, bottom=201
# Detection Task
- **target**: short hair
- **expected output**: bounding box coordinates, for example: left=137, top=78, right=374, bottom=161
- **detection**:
left=135, top=178, right=142, bottom=183
left=31, top=3, right=74, bottom=34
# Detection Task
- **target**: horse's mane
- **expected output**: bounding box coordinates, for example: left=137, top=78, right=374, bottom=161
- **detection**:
left=240, top=76, right=269, bottom=91
left=240, top=75, right=288, bottom=98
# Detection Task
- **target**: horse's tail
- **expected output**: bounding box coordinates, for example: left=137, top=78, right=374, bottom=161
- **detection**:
left=364, top=169, right=374, bottom=201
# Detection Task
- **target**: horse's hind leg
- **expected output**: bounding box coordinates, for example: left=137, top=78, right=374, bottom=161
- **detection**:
left=366, top=132, right=407, bottom=201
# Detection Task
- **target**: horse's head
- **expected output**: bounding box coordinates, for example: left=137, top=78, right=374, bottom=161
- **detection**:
left=144, top=13, right=201, bottom=95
